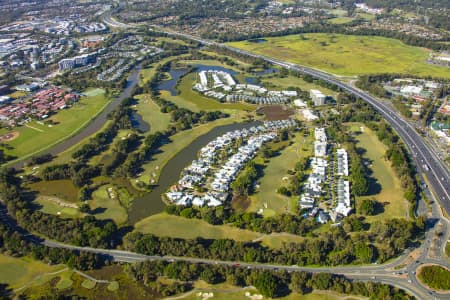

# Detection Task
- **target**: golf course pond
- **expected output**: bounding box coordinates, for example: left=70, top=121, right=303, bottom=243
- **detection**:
left=157, top=64, right=238, bottom=96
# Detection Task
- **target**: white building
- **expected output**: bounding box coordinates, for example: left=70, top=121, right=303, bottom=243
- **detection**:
left=336, top=148, right=349, bottom=176
left=310, top=89, right=326, bottom=106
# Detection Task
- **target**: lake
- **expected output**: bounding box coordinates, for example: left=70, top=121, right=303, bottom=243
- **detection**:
left=157, top=64, right=238, bottom=96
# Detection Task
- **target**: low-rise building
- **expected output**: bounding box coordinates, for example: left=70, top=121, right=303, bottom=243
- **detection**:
left=310, top=89, right=326, bottom=106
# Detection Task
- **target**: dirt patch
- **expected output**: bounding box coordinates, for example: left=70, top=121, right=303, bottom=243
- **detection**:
left=0, top=131, right=19, bottom=142
left=232, top=195, right=250, bottom=212
left=256, top=105, right=294, bottom=121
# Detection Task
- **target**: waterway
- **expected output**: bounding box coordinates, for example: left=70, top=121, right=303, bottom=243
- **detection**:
left=13, top=64, right=143, bottom=169
left=158, top=68, right=189, bottom=96
left=158, top=62, right=276, bottom=88
left=130, top=111, right=150, bottom=133
left=127, top=120, right=260, bottom=224
left=157, top=64, right=238, bottom=96
left=245, top=67, right=278, bottom=84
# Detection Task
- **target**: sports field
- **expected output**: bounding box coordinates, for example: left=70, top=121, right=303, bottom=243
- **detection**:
left=348, top=123, right=408, bottom=221
left=1, top=88, right=110, bottom=162
left=228, top=33, right=450, bottom=77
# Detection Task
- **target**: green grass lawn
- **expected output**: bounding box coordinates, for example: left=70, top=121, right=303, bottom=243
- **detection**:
left=81, top=279, right=96, bottom=289
left=107, top=281, right=119, bottom=292
left=259, top=233, right=304, bottom=249
left=162, top=71, right=255, bottom=112
left=0, top=254, right=65, bottom=290
left=260, top=74, right=338, bottom=98
left=29, top=180, right=79, bottom=203
left=134, top=213, right=261, bottom=241
left=34, top=196, right=83, bottom=219
left=328, top=17, right=355, bottom=24
left=228, top=33, right=450, bottom=78
left=348, top=123, right=408, bottom=221
left=180, top=286, right=364, bottom=300
left=139, top=55, right=186, bottom=86
left=418, top=265, right=450, bottom=291
left=55, top=271, right=74, bottom=290
left=90, top=185, right=128, bottom=225
left=249, top=132, right=314, bottom=217
left=181, top=59, right=247, bottom=73
left=133, top=94, right=171, bottom=133
left=2, top=88, right=110, bottom=163
left=87, top=129, right=130, bottom=166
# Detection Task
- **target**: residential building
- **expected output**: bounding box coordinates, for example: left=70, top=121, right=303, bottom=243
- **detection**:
left=310, top=89, right=326, bottom=106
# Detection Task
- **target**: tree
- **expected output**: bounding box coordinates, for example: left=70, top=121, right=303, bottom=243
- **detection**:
left=290, top=272, right=310, bottom=294
left=79, top=203, right=90, bottom=213
left=254, top=272, right=279, bottom=298
left=200, top=268, right=221, bottom=284
left=355, top=242, right=374, bottom=264
left=359, top=199, right=377, bottom=215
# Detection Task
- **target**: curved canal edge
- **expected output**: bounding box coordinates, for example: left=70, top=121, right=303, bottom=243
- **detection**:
left=128, top=121, right=260, bottom=224
left=11, top=64, right=142, bottom=169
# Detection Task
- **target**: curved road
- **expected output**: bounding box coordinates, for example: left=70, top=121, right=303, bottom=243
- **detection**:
left=147, top=28, right=450, bottom=216
left=0, top=13, right=446, bottom=299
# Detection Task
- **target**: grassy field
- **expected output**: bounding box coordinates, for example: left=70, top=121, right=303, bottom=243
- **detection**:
left=249, top=131, right=314, bottom=217
left=21, top=265, right=157, bottom=298
left=228, top=33, right=450, bottom=77
left=1, top=88, right=110, bottom=163
left=139, top=55, right=185, bottom=86
left=418, top=265, right=450, bottom=291
left=133, top=94, right=171, bottom=133
left=34, top=196, right=83, bottom=219
left=134, top=213, right=261, bottom=241
left=31, top=120, right=113, bottom=169
left=259, top=233, right=304, bottom=249
left=90, top=185, right=128, bottom=225
left=328, top=17, right=355, bottom=24
left=260, top=74, right=338, bottom=99
left=88, top=129, right=134, bottom=167
left=0, top=254, right=65, bottom=290
left=162, top=71, right=255, bottom=112
left=180, top=286, right=364, bottom=300
left=348, top=123, right=408, bottom=221
left=30, top=180, right=79, bottom=203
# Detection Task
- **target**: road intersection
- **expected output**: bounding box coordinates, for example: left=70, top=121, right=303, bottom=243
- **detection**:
left=1, top=12, right=448, bottom=299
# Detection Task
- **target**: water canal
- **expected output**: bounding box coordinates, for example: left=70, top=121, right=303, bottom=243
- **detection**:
left=128, top=120, right=260, bottom=224
left=157, top=64, right=238, bottom=96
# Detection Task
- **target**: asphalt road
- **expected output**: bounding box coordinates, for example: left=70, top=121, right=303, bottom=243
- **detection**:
left=152, top=28, right=450, bottom=216
left=0, top=13, right=445, bottom=299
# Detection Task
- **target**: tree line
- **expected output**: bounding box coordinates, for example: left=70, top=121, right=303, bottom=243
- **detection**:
left=125, top=216, right=424, bottom=266
left=0, top=221, right=109, bottom=271
left=0, top=168, right=118, bottom=248
left=126, top=260, right=413, bottom=299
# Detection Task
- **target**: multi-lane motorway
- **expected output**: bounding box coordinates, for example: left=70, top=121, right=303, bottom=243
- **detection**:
left=0, top=12, right=446, bottom=299
left=151, top=28, right=450, bottom=215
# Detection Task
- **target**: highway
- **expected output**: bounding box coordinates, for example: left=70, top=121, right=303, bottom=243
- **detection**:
left=149, top=28, right=450, bottom=216
left=0, top=12, right=444, bottom=299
